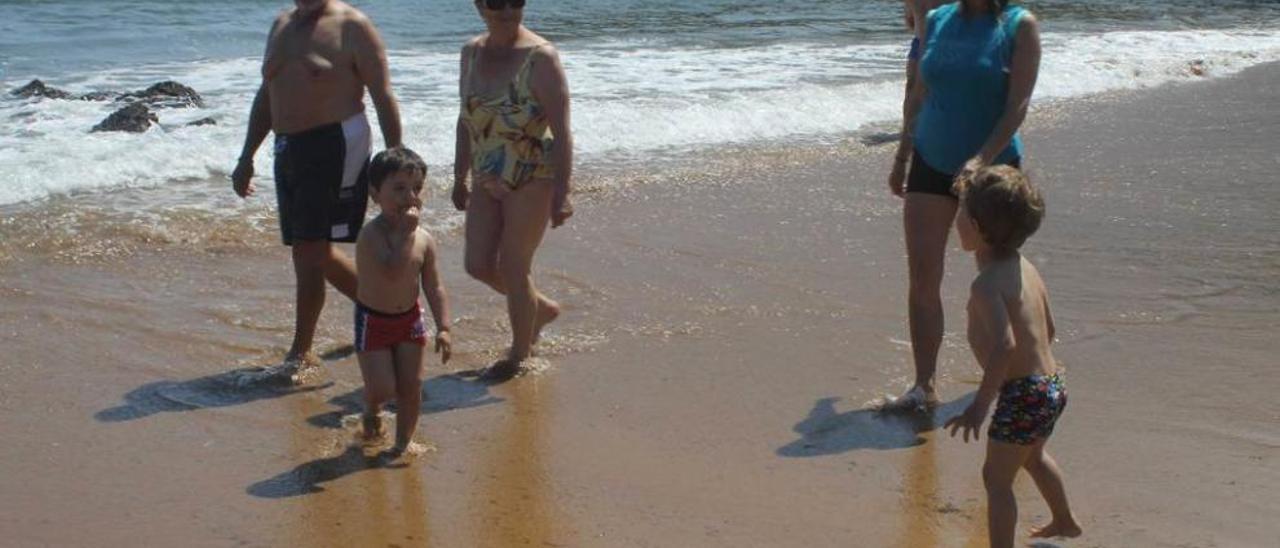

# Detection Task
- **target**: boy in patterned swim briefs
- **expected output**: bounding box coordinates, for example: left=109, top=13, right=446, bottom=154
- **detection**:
left=945, top=166, right=1082, bottom=547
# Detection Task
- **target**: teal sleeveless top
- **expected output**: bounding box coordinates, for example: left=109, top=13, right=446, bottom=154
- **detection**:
left=913, top=2, right=1027, bottom=174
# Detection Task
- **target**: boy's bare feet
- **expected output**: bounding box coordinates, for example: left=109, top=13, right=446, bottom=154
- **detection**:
left=532, top=298, right=561, bottom=345
left=1029, top=519, right=1083, bottom=539
left=361, top=413, right=385, bottom=443
left=383, top=441, right=429, bottom=461
left=880, top=385, right=940, bottom=412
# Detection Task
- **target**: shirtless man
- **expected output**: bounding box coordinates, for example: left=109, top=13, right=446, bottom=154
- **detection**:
left=231, top=0, right=402, bottom=369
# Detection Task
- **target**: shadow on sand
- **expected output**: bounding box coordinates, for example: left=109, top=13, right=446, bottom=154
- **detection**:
left=249, top=373, right=502, bottom=499
left=93, top=346, right=355, bottom=422
left=777, top=392, right=976, bottom=456
left=246, top=445, right=407, bottom=498
left=305, top=372, right=504, bottom=429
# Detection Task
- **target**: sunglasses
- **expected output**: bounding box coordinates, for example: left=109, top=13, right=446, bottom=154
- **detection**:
left=480, top=0, right=525, bottom=10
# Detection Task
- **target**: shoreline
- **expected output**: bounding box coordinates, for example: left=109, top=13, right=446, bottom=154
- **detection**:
left=1, top=62, right=1277, bottom=547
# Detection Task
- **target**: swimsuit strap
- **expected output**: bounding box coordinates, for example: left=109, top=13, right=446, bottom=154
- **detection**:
left=515, top=43, right=546, bottom=94
left=467, top=42, right=485, bottom=97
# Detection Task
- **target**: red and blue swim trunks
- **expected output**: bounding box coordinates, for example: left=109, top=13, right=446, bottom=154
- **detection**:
left=353, top=301, right=427, bottom=353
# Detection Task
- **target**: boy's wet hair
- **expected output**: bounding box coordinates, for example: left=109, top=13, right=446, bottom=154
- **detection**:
left=368, top=146, right=427, bottom=190
left=956, top=165, right=1044, bottom=253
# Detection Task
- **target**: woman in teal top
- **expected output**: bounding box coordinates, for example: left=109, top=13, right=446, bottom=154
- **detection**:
left=884, top=0, right=1041, bottom=410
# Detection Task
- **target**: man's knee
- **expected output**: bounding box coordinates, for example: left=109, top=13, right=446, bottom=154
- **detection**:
left=292, top=240, right=332, bottom=270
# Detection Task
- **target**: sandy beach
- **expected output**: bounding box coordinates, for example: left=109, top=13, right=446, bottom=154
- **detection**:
left=1, top=57, right=1277, bottom=548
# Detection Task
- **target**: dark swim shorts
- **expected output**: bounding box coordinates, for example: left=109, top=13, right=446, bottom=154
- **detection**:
left=988, top=373, right=1067, bottom=445
left=905, top=153, right=1022, bottom=198
left=909, top=37, right=921, bottom=60
left=272, top=112, right=371, bottom=245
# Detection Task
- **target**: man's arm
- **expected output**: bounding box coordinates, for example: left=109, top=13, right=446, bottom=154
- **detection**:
left=232, top=18, right=284, bottom=198
left=352, top=14, right=401, bottom=148
left=232, top=84, right=272, bottom=198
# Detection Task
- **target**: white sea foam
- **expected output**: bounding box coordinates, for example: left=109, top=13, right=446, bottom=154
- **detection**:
left=2, top=28, right=1278, bottom=206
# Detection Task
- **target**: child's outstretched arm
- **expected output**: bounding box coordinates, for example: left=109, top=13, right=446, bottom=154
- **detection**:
left=420, top=235, right=452, bottom=363
left=947, top=284, right=1014, bottom=442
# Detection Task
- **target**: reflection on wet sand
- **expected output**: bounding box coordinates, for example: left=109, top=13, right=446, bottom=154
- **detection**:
left=895, top=430, right=941, bottom=548
left=473, top=377, right=564, bottom=547
left=270, top=396, right=432, bottom=547
left=894, top=423, right=989, bottom=548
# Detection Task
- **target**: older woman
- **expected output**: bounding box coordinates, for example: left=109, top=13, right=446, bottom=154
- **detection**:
left=886, top=0, right=1042, bottom=409
left=453, top=0, right=574, bottom=381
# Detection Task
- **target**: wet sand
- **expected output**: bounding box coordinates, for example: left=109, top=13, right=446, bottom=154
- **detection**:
left=2, top=63, right=1278, bottom=547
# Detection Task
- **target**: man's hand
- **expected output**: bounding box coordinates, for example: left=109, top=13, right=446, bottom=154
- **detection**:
left=551, top=185, right=573, bottom=228
left=945, top=403, right=987, bottom=443
left=435, top=330, right=452, bottom=364
left=232, top=158, right=256, bottom=198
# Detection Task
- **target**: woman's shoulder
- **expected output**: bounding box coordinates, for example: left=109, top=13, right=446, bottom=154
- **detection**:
left=1003, top=5, right=1038, bottom=37
left=462, top=34, right=486, bottom=55
left=928, top=2, right=959, bottom=20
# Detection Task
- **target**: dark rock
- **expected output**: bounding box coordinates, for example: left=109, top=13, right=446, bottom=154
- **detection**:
left=92, top=103, right=158, bottom=133
left=78, top=91, right=118, bottom=101
left=186, top=117, right=217, bottom=127
left=119, top=80, right=205, bottom=108
left=11, top=79, right=71, bottom=100
left=860, top=131, right=901, bottom=147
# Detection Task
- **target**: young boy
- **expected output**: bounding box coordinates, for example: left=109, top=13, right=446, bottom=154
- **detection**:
left=945, top=166, right=1082, bottom=547
left=355, top=146, right=452, bottom=458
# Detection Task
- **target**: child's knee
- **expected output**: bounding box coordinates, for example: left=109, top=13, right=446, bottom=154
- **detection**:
left=364, top=383, right=394, bottom=407
left=395, top=381, right=422, bottom=405
left=983, top=462, right=1017, bottom=491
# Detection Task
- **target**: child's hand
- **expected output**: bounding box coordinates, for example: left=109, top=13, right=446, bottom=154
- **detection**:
left=954, top=156, right=987, bottom=191
left=945, top=404, right=986, bottom=443
left=403, top=206, right=421, bottom=230
left=434, top=330, right=452, bottom=364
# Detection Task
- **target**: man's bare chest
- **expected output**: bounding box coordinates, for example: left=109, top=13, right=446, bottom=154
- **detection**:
left=264, top=20, right=350, bottom=80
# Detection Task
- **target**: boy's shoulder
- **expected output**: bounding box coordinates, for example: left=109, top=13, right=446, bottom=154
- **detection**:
left=414, top=226, right=439, bottom=259
left=356, top=215, right=388, bottom=244
left=970, top=258, right=1020, bottom=299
